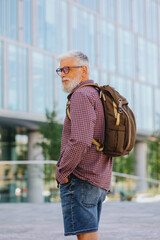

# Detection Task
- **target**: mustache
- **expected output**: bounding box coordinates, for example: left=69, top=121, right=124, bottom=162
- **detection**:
left=62, top=78, right=71, bottom=82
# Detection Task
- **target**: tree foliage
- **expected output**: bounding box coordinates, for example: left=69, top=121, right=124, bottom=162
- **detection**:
left=112, top=150, right=135, bottom=175
left=37, top=110, right=63, bottom=161
left=147, top=139, right=160, bottom=180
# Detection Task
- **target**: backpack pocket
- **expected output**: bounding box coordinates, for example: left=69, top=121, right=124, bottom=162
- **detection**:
left=105, top=125, right=125, bottom=154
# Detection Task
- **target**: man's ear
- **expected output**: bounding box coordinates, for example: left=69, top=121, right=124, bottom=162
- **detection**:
left=82, top=66, right=88, bottom=76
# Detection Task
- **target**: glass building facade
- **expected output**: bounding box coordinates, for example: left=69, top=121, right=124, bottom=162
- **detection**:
left=0, top=0, right=160, bottom=203
left=0, top=0, right=160, bottom=134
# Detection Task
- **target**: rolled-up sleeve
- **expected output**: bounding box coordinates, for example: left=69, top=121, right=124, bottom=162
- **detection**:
left=56, top=91, right=96, bottom=184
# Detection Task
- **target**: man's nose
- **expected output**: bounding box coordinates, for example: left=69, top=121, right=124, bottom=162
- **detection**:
left=61, top=71, right=65, bottom=78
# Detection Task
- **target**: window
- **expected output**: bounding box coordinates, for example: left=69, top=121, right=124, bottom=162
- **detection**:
left=24, top=0, right=31, bottom=44
left=32, top=52, right=54, bottom=114
left=101, top=0, right=116, bottom=21
left=155, top=89, right=160, bottom=131
left=134, top=82, right=153, bottom=131
left=146, top=0, right=158, bottom=42
left=118, top=0, right=132, bottom=29
left=0, top=0, right=18, bottom=40
left=79, top=0, right=98, bottom=12
left=119, top=29, right=135, bottom=78
left=138, top=38, right=158, bottom=86
left=0, top=0, right=2, bottom=35
left=110, top=75, right=133, bottom=108
left=0, top=41, right=2, bottom=107
left=98, top=19, right=116, bottom=72
left=101, top=72, right=108, bottom=85
left=90, top=68, right=99, bottom=84
left=8, top=44, right=27, bottom=111
left=37, top=0, right=68, bottom=53
left=133, top=0, right=145, bottom=36
left=72, top=6, right=96, bottom=65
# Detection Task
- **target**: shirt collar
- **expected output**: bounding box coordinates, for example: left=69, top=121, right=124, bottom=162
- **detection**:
left=67, top=79, right=94, bottom=100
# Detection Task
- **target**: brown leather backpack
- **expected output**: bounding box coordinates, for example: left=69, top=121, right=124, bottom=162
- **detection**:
left=66, top=83, right=136, bottom=157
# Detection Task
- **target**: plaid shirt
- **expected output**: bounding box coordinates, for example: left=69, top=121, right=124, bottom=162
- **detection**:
left=56, top=80, right=113, bottom=190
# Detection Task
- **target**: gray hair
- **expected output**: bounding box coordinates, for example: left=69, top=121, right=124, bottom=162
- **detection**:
left=57, top=51, right=90, bottom=74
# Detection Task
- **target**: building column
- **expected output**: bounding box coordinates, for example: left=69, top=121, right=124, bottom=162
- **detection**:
left=27, top=131, right=44, bottom=203
left=134, top=141, right=147, bottom=192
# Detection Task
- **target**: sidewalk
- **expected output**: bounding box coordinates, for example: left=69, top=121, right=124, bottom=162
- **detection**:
left=0, top=202, right=160, bottom=240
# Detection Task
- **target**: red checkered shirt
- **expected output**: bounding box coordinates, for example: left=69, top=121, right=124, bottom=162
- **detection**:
left=56, top=80, right=113, bottom=190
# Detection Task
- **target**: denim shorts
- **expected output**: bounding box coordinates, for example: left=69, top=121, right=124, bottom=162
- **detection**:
left=60, top=174, right=107, bottom=236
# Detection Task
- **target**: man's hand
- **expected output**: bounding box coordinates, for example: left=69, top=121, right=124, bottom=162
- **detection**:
left=63, top=177, right=69, bottom=184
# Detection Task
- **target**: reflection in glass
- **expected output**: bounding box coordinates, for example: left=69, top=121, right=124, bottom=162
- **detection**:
left=0, top=0, right=2, bottom=35
left=134, top=82, right=153, bottom=131
left=119, top=29, right=135, bottom=78
left=0, top=41, right=2, bottom=107
left=101, top=72, right=108, bottom=85
left=138, top=38, right=158, bottom=86
left=146, top=0, right=158, bottom=42
left=118, top=0, right=131, bottom=29
left=101, top=0, right=115, bottom=21
left=110, top=75, right=132, bottom=108
left=37, top=0, right=68, bottom=53
left=79, top=0, right=98, bottom=12
left=32, top=52, right=54, bottom=114
left=1, top=0, right=18, bottom=39
left=133, top=0, right=145, bottom=36
left=155, top=89, right=160, bottom=131
left=90, top=68, right=99, bottom=85
left=8, top=44, right=27, bottom=111
left=24, top=0, right=31, bottom=44
left=72, top=6, right=96, bottom=65
left=98, top=20, right=116, bottom=72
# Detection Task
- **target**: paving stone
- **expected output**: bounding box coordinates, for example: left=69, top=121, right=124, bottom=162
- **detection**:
left=0, top=202, right=160, bottom=240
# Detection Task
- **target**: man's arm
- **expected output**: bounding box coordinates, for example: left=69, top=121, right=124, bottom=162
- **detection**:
left=56, top=91, right=96, bottom=184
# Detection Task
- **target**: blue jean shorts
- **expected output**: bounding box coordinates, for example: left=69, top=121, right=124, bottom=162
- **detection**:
left=60, top=174, right=107, bottom=236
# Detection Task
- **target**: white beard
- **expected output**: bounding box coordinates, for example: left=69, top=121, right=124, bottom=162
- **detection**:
left=62, top=75, right=82, bottom=93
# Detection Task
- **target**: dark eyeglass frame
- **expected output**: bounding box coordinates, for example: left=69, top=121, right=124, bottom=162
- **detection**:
left=56, top=66, right=83, bottom=76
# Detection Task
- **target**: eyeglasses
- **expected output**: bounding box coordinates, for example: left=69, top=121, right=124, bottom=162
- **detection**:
left=56, top=66, right=83, bottom=76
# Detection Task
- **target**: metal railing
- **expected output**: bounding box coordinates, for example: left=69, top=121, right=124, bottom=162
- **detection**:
left=0, top=160, right=160, bottom=203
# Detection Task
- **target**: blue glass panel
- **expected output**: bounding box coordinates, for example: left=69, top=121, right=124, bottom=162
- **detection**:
left=24, top=0, right=31, bottom=44
left=2, top=0, right=17, bottom=39
left=0, top=0, right=2, bottom=35
left=90, top=68, right=99, bottom=84
left=98, top=19, right=116, bottom=72
left=155, top=89, right=160, bottom=131
left=138, top=38, right=147, bottom=82
left=0, top=41, right=2, bottom=107
left=4, top=0, right=8, bottom=37
left=101, top=72, right=108, bottom=85
left=8, top=44, right=27, bottom=111
left=147, top=42, right=158, bottom=86
left=9, top=0, right=17, bottom=39
left=79, top=0, right=98, bottom=12
left=119, top=29, right=135, bottom=78
left=37, top=0, right=68, bottom=53
left=146, top=0, right=158, bottom=42
left=133, top=0, right=145, bottom=35
left=101, top=0, right=115, bottom=21
left=8, top=45, right=18, bottom=110
left=32, top=52, right=54, bottom=114
left=118, top=0, right=131, bottom=29
left=110, top=75, right=133, bottom=108
left=72, top=6, right=96, bottom=65
left=134, top=82, right=153, bottom=131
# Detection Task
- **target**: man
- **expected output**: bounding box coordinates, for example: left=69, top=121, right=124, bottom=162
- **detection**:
left=56, top=51, right=113, bottom=240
